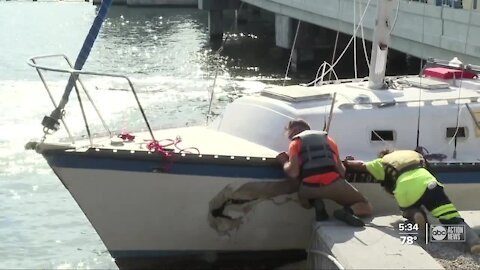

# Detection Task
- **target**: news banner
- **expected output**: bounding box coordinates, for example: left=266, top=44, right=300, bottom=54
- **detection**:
left=398, top=223, right=466, bottom=245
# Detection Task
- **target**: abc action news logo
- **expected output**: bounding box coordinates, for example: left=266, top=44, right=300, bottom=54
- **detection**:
left=430, top=225, right=466, bottom=242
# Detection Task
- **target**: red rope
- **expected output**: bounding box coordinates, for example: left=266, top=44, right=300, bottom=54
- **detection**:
left=147, top=140, right=174, bottom=172
left=118, top=132, right=135, bottom=142
left=145, top=136, right=200, bottom=154
left=118, top=131, right=201, bottom=171
left=141, top=135, right=201, bottom=171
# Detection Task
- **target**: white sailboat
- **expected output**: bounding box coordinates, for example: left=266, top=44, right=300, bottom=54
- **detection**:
left=26, top=0, right=480, bottom=268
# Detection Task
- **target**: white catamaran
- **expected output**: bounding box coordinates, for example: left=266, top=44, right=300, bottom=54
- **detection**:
left=26, top=0, right=480, bottom=268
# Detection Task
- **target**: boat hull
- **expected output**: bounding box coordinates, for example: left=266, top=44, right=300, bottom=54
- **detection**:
left=42, top=148, right=480, bottom=267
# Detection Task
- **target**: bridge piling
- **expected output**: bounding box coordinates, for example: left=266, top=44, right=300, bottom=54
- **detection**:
left=199, top=0, right=241, bottom=40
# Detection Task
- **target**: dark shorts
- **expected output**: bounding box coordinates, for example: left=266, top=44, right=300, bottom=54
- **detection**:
left=298, top=178, right=368, bottom=206
left=401, top=183, right=451, bottom=211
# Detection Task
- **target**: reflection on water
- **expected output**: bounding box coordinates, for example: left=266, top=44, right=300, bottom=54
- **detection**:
left=91, top=7, right=210, bottom=77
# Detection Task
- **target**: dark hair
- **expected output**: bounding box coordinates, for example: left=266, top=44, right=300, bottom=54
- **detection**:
left=378, top=148, right=393, bottom=158
left=286, top=119, right=311, bottom=131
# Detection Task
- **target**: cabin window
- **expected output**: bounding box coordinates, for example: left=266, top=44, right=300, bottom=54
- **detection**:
left=475, top=0, right=478, bottom=10
left=446, top=127, right=467, bottom=138
left=370, top=130, right=395, bottom=141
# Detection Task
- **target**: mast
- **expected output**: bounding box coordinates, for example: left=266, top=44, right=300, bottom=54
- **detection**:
left=40, top=0, right=113, bottom=134
left=368, top=0, right=397, bottom=90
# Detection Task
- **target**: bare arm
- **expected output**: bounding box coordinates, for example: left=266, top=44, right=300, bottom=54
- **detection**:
left=343, top=159, right=368, bottom=172
left=336, top=152, right=347, bottom=178
left=283, top=154, right=300, bottom=179
left=276, top=150, right=301, bottom=179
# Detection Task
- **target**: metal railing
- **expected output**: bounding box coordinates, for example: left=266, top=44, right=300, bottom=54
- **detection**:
left=28, top=54, right=157, bottom=146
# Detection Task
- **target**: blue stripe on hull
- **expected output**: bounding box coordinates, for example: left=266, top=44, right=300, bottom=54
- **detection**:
left=44, top=153, right=285, bottom=179
left=43, top=152, right=480, bottom=183
left=436, top=171, right=480, bottom=184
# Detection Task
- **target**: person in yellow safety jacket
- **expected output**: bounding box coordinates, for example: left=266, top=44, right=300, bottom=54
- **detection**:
left=343, top=149, right=480, bottom=254
left=276, top=119, right=372, bottom=227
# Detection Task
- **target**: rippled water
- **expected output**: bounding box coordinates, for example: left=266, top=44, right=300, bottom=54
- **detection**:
left=0, top=2, right=420, bottom=268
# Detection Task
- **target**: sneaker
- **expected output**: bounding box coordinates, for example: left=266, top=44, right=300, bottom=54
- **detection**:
left=413, top=211, right=427, bottom=231
left=403, top=208, right=427, bottom=230
left=333, top=208, right=365, bottom=227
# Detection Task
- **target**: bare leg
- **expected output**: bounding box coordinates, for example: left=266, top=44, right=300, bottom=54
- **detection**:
left=299, top=179, right=372, bottom=227
left=230, top=178, right=300, bottom=200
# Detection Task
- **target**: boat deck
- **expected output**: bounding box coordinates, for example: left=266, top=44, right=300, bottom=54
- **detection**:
left=59, top=126, right=279, bottom=158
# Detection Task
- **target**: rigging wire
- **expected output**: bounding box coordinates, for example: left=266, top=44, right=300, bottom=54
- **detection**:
left=415, top=85, right=422, bottom=148
left=304, top=0, right=374, bottom=86
left=424, top=105, right=467, bottom=157
left=372, top=130, right=393, bottom=150
left=328, top=31, right=340, bottom=81
left=416, top=1, right=426, bottom=149
left=206, top=3, right=245, bottom=124
left=327, top=0, right=343, bottom=82
left=453, top=68, right=465, bottom=159
left=353, top=0, right=358, bottom=79
left=387, top=0, right=400, bottom=36
left=314, top=62, right=339, bottom=86
left=360, top=18, right=370, bottom=69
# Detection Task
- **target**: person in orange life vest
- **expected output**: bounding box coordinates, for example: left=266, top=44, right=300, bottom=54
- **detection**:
left=276, top=120, right=372, bottom=227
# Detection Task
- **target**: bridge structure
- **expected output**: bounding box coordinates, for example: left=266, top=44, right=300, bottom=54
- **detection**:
left=199, top=0, right=480, bottom=65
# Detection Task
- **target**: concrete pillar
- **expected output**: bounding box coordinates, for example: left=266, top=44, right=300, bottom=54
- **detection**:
left=289, top=48, right=315, bottom=73
left=208, top=10, right=224, bottom=41
left=275, top=14, right=294, bottom=49
left=236, top=8, right=248, bottom=25
left=276, top=17, right=334, bottom=73
left=297, top=23, right=334, bottom=50
left=198, top=0, right=240, bottom=41
left=276, top=16, right=334, bottom=50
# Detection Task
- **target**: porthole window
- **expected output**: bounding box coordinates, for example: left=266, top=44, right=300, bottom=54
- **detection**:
left=446, top=127, right=467, bottom=138
left=371, top=130, right=395, bottom=141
